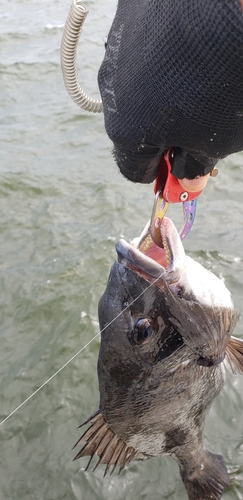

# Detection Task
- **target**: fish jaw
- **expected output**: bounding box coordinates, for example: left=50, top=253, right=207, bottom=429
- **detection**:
left=116, top=216, right=233, bottom=310
left=116, top=217, right=188, bottom=290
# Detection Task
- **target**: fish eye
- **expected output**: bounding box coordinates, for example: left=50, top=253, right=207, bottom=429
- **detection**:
left=132, top=318, right=153, bottom=345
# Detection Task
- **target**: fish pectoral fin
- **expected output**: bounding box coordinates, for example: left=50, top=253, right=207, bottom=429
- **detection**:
left=165, top=285, right=239, bottom=361
left=72, top=410, right=143, bottom=474
left=180, top=450, right=230, bottom=500
left=224, top=336, right=243, bottom=375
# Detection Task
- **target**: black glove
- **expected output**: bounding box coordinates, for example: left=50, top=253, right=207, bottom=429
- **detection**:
left=98, top=0, right=243, bottom=183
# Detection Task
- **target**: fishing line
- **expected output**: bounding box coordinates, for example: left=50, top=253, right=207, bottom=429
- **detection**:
left=0, top=272, right=163, bottom=427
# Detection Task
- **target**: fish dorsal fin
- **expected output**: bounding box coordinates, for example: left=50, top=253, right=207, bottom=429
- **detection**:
left=224, top=336, right=243, bottom=375
left=72, top=411, right=145, bottom=475
left=165, top=284, right=239, bottom=366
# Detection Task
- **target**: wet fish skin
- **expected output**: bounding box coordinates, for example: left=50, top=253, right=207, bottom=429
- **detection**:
left=74, top=218, right=243, bottom=499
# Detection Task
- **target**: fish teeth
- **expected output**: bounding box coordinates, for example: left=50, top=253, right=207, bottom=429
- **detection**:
left=165, top=243, right=171, bottom=267
left=138, top=234, right=153, bottom=254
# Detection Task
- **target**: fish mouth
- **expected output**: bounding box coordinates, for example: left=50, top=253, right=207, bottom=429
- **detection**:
left=116, top=217, right=185, bottom=285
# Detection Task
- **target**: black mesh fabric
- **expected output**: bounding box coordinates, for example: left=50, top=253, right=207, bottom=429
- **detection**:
left=98, top=0, right=243, bottom=182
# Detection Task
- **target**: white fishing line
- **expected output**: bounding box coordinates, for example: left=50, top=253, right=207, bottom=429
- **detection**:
left=0, top=273, right=163, bottom=427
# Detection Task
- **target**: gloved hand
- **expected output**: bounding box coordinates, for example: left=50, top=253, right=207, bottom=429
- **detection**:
left=98, top=0, right=243, bottom=184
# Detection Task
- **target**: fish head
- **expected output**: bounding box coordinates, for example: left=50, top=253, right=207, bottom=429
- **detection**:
left=98, top=219, right=192, bottom=391
left=98, top=216, right=234, bottom=369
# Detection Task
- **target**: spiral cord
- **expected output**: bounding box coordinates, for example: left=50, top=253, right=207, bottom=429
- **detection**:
left=61, top=0, right=103, bottom=113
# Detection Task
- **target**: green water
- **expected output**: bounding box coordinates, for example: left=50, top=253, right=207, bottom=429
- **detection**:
left=0, top=1, right=243, bottom=498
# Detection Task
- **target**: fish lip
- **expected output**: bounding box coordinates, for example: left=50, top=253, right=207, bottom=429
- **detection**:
left=116, top=238, right=167, bottom=280
left=115, top=217, right=182, bottom=284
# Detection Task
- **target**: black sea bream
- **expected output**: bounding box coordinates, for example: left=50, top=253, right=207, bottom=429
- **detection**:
left=74, top=217, right=243, bottom=500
